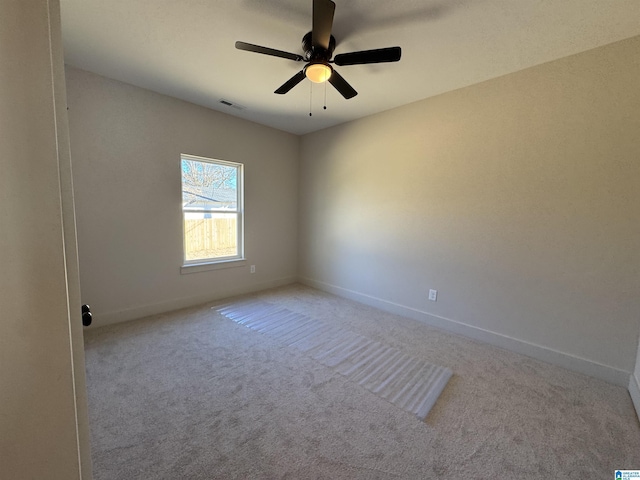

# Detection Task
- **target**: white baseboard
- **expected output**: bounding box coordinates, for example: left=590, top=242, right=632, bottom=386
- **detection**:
left=630, top=374, right=640, bottom=422
left=90, top=276, right=297, bottom=328
left=299, top=277, right=631, bottom=387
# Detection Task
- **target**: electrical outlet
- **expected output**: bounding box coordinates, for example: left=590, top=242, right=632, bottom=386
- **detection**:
left=428, top=289, right=437, bottom=302
left=250, top=265, right=256, bottom=274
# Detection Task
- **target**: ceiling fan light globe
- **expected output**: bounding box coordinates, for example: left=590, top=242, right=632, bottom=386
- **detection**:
left=305, top=63, right=332, bottom=83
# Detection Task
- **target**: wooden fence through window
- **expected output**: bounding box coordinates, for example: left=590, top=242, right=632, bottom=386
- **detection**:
left=184, top=217, right=237, bottom=260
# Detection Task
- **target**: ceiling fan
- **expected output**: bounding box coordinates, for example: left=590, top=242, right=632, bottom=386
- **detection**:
left=235, top=0, right=401, bottom=99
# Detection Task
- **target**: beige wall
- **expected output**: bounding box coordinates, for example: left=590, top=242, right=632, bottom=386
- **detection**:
left=299, top=36, right=640, bottom=382
left=632, top=335, right=640, bottom=414
left=636, top=341, right=640, bottom=386
left=66, top=68, right=299, bottom=326
left=0, top=1, right=88, bottom=477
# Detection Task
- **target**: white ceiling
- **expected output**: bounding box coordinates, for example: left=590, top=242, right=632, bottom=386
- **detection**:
left=60, top=0, right=640, bottom=135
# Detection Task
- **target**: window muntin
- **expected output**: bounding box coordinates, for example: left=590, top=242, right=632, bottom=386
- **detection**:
left=181, top=154, right=243, bottom=265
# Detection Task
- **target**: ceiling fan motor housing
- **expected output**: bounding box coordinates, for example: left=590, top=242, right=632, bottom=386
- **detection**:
left=302, top=31, right=336, bottom=62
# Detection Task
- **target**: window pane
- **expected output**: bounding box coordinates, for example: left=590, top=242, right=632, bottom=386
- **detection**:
left=181, top=159, right=237, bottom=211
left=184, top=213, right=238, bottom=261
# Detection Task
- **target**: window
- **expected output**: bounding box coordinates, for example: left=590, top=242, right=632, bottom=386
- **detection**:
left=181, top=154, right=244, bottom=266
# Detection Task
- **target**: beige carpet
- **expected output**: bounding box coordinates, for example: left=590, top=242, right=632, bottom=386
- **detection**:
left=84, top=284, right=640, bottom=479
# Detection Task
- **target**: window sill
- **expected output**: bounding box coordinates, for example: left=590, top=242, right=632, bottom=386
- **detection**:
left=181, top=258, right=247, bottom=275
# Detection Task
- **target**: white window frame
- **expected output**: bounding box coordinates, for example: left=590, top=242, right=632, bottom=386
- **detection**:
left=180, top=154, right=245, bottom=274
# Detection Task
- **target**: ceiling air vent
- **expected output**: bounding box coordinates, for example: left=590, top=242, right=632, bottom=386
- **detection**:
left=219, top=99, right=246, bottom=110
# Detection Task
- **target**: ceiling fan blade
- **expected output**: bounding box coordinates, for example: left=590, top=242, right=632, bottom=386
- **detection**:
left=312, top=0, right=335, bottom=50
left=235, top=41, right=303, bottom=62
left=275, top=70, right=306, bottom=94
left=333, top=46, right=402, bottom=66
left=328, top=70, right=357, bottom=99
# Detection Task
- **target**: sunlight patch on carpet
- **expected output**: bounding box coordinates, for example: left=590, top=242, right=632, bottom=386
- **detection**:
left=215, top=299, right=452, bottom=421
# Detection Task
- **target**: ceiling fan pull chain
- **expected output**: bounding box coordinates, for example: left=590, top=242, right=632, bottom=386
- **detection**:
left=323, top=81, right=327, bottom=110
left=309, top=81, right=313, bottom=116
